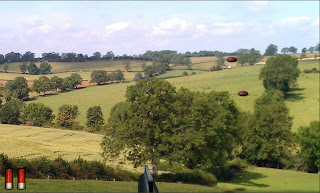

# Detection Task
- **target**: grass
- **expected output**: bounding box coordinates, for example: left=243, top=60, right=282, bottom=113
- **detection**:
left=0, top=167, right=318, bottom=192
left=157, top=69, right=207, bottom=79
left=27, top=61, right=319, bottom=131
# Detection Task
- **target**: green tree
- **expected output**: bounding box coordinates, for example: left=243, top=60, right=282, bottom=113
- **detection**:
left=216, top=56, right=225, bottom=66
left=301, top=47, right=307, bottom=53
left=102, top=79, right=177, bottom=174
left=288, top=46, right=298, bottom=54
left=308, top=47, right=314, bottom=53
left=115, top=70, right=125, bottom=82
left=296, top=121, right=320, bottom=173
left=0, top=99, right=24, bottom=124
left=32, top=76, right=52, bottom=95
left=19, top=62, right=27, bottom=74
left=3, top=63, right=9, bottom=73
left=39, top=62, right=52, bottom=74
left=248, top=50, right=262, bottom=65
left=50, top=76, right=64, bottom=91
left=182, top=71, right=188, bottom=76
left=123, top=61, right=131, bottom=72
left=237, top=54, right=248, bottom=66
left=90, top=70, right=108, bottom=85
left=259, top=54, right=300, bottom=93
left=27, top=62, right=40, bottom=75
left=281, top=47, right=289, bottom=54
left=240, top=89, right=294, bottom=168
left=56, top=104, right=79, bottom=127
left=86, top=106, right=104, bottom=132
left=6, top=77, right=29, bottom=100
left=315, top=43, right=320, bottom=52
left=264, top=44, right=278, bottom=56
left=62, top=73, right=83, bottom=90
left=21, top=103, right=55, bottom=126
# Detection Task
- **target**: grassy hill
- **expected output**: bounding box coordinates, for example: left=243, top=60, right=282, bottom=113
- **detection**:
left=30, top=60, right=319, bottom=131
left=0, top=167, right=318, bottom=192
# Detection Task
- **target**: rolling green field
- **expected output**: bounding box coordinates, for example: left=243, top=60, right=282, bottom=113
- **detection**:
left=0, top=167, right=318, bottom=192
left=30, top=60, right=319, bottom=131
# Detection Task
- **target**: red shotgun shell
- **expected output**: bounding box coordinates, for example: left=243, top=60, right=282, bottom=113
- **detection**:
left=5, top=168, right=13, bottom=190
left=226, top=57, right=237, bottom=62
left=238, top=91, right=249, bottom=96
left=17, top=168, right=26, bottom=190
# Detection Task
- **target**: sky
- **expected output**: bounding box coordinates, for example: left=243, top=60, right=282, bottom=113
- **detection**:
left=0, top=1, right=319, bottom=57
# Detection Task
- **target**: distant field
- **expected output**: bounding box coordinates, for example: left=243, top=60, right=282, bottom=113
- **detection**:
left=157, top=69, right=207, bottom=79
left=0, top=166, right=318, bottom=192
left=1, top=60, right=149, bottom=74
left=7, top=60, right=320, bottom=131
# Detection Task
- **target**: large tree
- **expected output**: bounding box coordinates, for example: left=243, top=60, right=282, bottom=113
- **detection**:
left=56, top=104, right=79, bottom=127
left=288, top=46, right=298, bottom=54
left=86, top=106, right=104, bottom=132
left=90, top=70, right=109, bottom=85
left=39, top=62, right=52, bottom=74
left=6, top=77, right=29, bottom=100
left=19, top=62, right=27, bottom=74
left=240, top=89, right=294, bottom=168
left=281, top=47, right=289, bottom=54
left=0, top=99, right=24, bottom=124
left=296, top=121, right=320, bottom=173
left=27, top=62, right=40, bottom=75
left=301, top=47, right=307, bottom=53
left=264, top=44, right=278, bottom=56
left=21, top=103, right=55, bottom=126
left=32, top=76, right=52, bottom=95
left=259, top=54, right=300, bottom=93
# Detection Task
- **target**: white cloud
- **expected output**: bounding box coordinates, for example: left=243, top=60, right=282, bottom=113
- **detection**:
left=37, top=24, right=52, bottom=33
left=196, top=24, right=208, bottom=33
left=280, top=16, right=310, bottom=25
left=152, top=17, right=189, bottom=36
left=212, top=22, right=246, bottom=35
left=104, top=22, right=129, bottom=37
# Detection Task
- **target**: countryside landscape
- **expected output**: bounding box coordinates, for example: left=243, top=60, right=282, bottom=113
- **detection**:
left=0, top=1, right=319, bottom=193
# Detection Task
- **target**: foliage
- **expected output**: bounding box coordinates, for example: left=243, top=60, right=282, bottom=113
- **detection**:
left=0, top=99, right=24, bottom=124
left=27, top=62, right=40, bottom=75
left=264, top=44, right=278, bottom=56
left=32, top=76, right=52, bottom=95
left=39, top=62, right=52, bottom=74
left=56, top=104, right=79, bottom=128
left=5, top=76, right=29, bottom=100
left=19, top=62, right=27, bottom=74
left=240, top=89, right=295, bottom=168
left=50, top=76, right=64, bottom=91
left=259, top=54, right=300, bottom=93
left=21, top=103, right=55, bottom=126
left=86, top=106, right=104, bottom=132
left=296, top=121, right=320, bottom=173
left=288, top=46, right=298, bottom=54
left=300, top=53, right=307, bottom=59
left=182, top=71, right=188, bottom=76
left=210, top=64, right=222, bottom=71
left=90, top=70, right=109, bottom=85
left=62, top=73, right=83, bottom=90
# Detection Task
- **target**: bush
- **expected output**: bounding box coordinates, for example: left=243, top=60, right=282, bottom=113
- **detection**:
left=155, top=169, right=217, bottom=187
left=86, top=106, right=104, bottom=132
left=21, top=103, right=55, bottom=126
left=158, top=161, right=185, bottom=173
left=191, top=71, right=196, bottom=75
left=31, top=157, right=54, bottom=178
left=56, top=104, right=79, bottom=128
left=210, top=166, right=235, bottom=181
left=52, top=156, right=71, bottom=179
left=182, top=71, right=188, bottom=76
left=227, top=158, right=250, bottom=171
left=0, top=99, right=24, bottom=124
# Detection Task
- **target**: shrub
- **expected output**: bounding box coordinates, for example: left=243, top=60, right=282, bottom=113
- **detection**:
left=56, top=104, right=79, bottom=128
left=227, top=158, right=250, bottom=171
left=0, top=99, right=24, bottom=124
left=86, top=106, right=104, bottom=132
left=191, top=71, right=196, bottom=75
left=21, top=103, right=55, bottom=126
left=182, top=71, right=188, bottom=76
left=31, top=157, right=54, bottom=178
left=155, top=169, right=217, bottom=187
left=210, top=166, right=235, bottom=181
left=52, top=156, right=71, bottom=179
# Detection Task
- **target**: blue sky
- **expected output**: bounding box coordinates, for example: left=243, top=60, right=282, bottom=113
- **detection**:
left=0, top=1, right=319, bottom=57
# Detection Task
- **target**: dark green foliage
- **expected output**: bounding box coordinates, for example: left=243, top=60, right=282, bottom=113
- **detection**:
left=19, top=62, right=27, bottom=74
left=32, top=76, right=52, bottom=95
left=50, top=76, right=64, bottom=91
left=115, top=70, right=125, bottom=82
left=296, top=121, right=320, bottom=173
left=62, top=73, right=83, bottom=90
left=288, top=46, right=298, bottom=54
left=90, top=70, right=109, bottom=85
left=86, top=106, right=104, bottom=132
left=264, top=44, right=278, bottom=56
left=210, top=64, right=223, bottom=71
left=191, top=71, right=196, bottom=75
left=227, top=158, right=250, bottom=171
left=154, top=169, right=217, bottom=187
left=56, top=104, right=79, bottom=128
left=210, top=166, right=234, bottom=181
left=0, top=99, right=24, bottom=124
left=182, top=71, right=188, bottom=76
left=27, top=62, right=40, bottom=75
left=303, top=68, right=319, bottom=73
left=21, top=103, right=55, bottom=126
left=240, top=89, right=294, bottom=168
left=259, top=54, right=300, bottom=93
left=39, top=62, right=52, bottom=74
left=5, top=77, right=29, bottom=100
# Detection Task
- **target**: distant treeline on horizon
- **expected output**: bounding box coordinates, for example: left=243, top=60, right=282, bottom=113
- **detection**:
left=0, top=44, right=319, bottom=64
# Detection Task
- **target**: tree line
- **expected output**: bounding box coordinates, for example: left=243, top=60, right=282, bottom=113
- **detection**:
left=1, top=43, right=318, bottom=64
